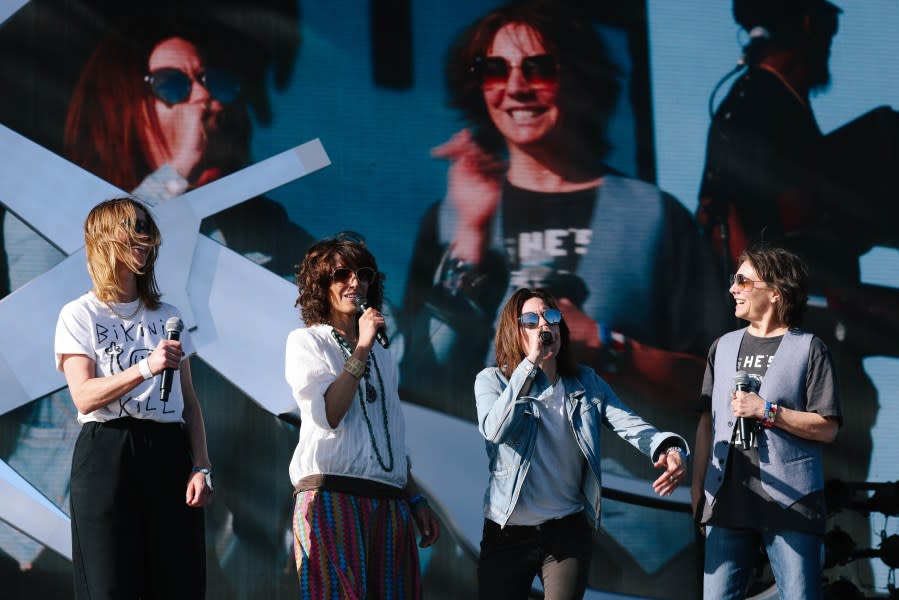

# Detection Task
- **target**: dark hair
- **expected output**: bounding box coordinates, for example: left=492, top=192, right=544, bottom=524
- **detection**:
left=294, top=233, right=384, bottom=326
left=733, top=0, right=840, bottom=45
left=738, top=246, right=809, bottom=328
left=446, top=0, right=620, bottom=160
left=63, top=17, right=250, bottom=191
left=494, top=288, right=577, bottom=379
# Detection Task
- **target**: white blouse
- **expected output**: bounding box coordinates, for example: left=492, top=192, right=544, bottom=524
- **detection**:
left=285, top=324, right=408, bottom=489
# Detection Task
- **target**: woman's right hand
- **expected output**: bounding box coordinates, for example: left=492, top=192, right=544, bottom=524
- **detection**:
left=147, top=338, right=184, bottom=376
left=356, top=306, right=386, bottom=351
left=432, top=129, right=505, bottom=263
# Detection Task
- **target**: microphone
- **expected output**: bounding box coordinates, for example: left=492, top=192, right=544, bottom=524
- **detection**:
left=159, top=316, right=184, bottom=403
left=738, top=26, right=771, bottom=67
left=355, top=296, right=390, bottom=348
left=733, top=370, right=757, bottom=450
left=539, top=331, right=554, bottom=346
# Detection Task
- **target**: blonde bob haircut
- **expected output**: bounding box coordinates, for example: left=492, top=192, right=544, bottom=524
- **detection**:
left=84, top=197, right=162, bottom=309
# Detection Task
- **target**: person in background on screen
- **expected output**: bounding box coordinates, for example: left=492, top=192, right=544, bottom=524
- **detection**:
left=55, top=197, right=212, bottom=598
left=285, top=234, right=440, bottom=599
left=475, top=288, right=689, bottom=599
left=691, top=246, right=841, bottom=600
left=401, top=0, right=729, bottom=431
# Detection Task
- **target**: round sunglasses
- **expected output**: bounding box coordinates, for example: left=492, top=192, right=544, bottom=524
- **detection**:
left=331, top=267, right=376, bottom=285
left=144, top=67, right=240, bottom=105
left=519, top=307, right=562, bottom=329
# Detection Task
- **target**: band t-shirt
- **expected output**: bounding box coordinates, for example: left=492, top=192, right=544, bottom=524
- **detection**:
left=698, top=331, right=840, bottom=534
left=55, top=291, right=194, bottom=425
left=501, top=184, right=596, bottom=300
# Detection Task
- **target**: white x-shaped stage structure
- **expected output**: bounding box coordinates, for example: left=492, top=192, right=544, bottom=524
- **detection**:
left=0, top=121, right=331, bottom=559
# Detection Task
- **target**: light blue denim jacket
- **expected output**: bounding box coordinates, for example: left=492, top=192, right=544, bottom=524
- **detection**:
left=475, top=359, right=688, bottom=529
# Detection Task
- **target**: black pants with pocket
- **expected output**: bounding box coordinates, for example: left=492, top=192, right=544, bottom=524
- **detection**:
left=478, top=511, right=593, bottom=600
left=70, top=418, right=205, bottom=599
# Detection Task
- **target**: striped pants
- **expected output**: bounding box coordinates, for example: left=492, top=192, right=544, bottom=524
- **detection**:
left=293, top=489, right=422, bottom=599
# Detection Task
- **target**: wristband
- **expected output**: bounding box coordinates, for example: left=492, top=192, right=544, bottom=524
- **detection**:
left=761, top=401, right=779, bottom=428
left=192, top=466, right=214, bottom=491
left=665, top=446, right=689, bottom=462
left=344, top=356, right=365, bottom=379
left=138, top=358, right=154, bottom=380
left=409, top=493, right=428, bottom=510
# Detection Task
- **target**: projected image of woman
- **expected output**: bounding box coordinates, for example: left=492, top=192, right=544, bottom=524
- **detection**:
left=401, top=0, right=729, bottom=429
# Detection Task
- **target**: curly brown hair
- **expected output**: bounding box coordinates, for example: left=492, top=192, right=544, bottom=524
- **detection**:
left=294, top=234, right=384, bottom=326
left=494, top=288, right=577, bottom=379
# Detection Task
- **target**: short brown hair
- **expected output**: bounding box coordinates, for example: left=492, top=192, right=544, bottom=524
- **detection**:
left=494, top=288, right=577, bottom=379
left=294, top=233, right=384, bottom=326
left=84, top=197, right=162, bottom=309
left=738, top=245, right=809, bottom=328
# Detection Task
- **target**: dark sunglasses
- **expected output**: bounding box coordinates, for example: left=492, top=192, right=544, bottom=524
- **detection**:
left=144, top=67, right=240, bottom=105
left=332, top=267, right=376, bottom=285
left=729, top=273, right=767, bottom=291
left=122, top=218, right=152, bottom=235
left=473, top=54, right=559, bottom=89
left=519, top=308, right=562, bottom=329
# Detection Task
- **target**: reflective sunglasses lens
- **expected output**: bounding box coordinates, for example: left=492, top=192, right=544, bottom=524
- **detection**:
left=148, top=68, right=192, bottom=104
left=519, top=312, right=540, bottom=329
left=332, top=268, right=353, bottom=283
left=356, top=268, right=375, bottom=285
left=543, top=308, right=562, bottom=325
left=205, top=68, right=240, bottom=103
left=521, top=54, right=558, bottom=86
left=480, top=57, right=511, bottom=87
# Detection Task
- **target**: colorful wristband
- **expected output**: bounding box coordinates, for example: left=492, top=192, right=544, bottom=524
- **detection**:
left=761, top=401, right=779, bottom=428
left=409, top=493, right=428, bottom=509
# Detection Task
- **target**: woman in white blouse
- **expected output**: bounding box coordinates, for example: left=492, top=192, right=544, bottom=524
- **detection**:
left=285, top=233, right=439, bottom=599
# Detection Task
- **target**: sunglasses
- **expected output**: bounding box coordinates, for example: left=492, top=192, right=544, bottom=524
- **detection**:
left=730, top=273, right=767, bottom=291
left=332, top=267, right=376, bottom=285
left=473, top=54, right=559, bottom=89
left=519, top=308, right=562, bottom=329
left=144, top=67, right=240, bottom=105
left=122, top=218, right=152, bottom=235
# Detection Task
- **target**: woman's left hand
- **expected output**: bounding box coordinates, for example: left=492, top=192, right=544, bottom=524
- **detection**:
left=651, top=448, right=686, bottom=497
left=185, top=471, right=214, bottom=508
left=412, top=503, right=441, bottom=548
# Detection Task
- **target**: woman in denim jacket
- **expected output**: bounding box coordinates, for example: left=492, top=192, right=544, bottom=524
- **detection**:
left=474, top=288, right=689, bottom=599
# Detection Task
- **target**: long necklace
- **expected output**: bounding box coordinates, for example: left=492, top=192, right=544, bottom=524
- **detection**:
left=330, top=329, right=395, bottom=472
left=106, top=298, right=143, bottom=321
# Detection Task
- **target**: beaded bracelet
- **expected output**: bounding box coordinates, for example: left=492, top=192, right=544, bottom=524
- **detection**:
left=344, top=356, right=365, bottom=379
left=761, top=401, right=779, bottom=428
left=409, top=493, right=429, bottom=510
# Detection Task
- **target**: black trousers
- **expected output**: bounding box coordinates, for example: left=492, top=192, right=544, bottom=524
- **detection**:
left=478, top=512, right=593, bottom=600
left=70, top=418, right=205, bottom=599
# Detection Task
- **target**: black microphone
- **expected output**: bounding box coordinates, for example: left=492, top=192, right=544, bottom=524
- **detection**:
left=355, top=296, right=389, bottom=348
left=539, top=331, right=554, bottom=346
left=734, top=370, right=756, bottom=450
left=159, top=316, right=184, bottom=403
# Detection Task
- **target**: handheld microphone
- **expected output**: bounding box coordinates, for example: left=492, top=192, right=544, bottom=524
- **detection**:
left=538, top=331, right=554, bottom=346
left=159, top=316, right=184, bottom=403
left=733, top=370, right=757, bottom=450
left=355, top=296, right=390, bottom=348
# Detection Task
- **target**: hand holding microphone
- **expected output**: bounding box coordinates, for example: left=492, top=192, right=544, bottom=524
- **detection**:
left=355, top=296, right=390, bottom=348
left=733, top=370, right=759, bottom=450
left=159, top=317, right=184, bottom=403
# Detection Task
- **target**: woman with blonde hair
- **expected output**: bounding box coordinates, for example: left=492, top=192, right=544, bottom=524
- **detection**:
left=55, top=197, right=212, bottom=598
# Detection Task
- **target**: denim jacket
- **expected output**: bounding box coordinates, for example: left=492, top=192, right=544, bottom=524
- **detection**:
left=475, top=359, right=688, bottom=529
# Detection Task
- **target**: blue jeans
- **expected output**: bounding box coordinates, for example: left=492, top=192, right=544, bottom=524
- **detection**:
left=703, top=526, right=823, bottom=600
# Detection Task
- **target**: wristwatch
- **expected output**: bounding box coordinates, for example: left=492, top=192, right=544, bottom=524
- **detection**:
left=191, top=466, right=214, bottom=491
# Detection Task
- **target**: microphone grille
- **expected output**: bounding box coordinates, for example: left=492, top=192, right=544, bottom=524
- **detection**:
left=165, top=316, right=184, bottom=334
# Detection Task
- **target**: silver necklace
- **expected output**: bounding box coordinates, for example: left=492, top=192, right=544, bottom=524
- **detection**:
left=107, top=299, right=143, bottom=321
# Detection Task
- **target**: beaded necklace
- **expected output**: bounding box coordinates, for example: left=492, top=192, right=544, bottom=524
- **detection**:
left=330, top=329, right=395, bottom=472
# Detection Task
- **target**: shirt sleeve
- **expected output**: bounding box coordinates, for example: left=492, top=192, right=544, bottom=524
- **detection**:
left=54, top=301, right=93, bottom=371
left=804, top=336, right=842, bottom=422
left=285, top=328, right=339, bottom=430
left=696, top=337, right=719, bottom=413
